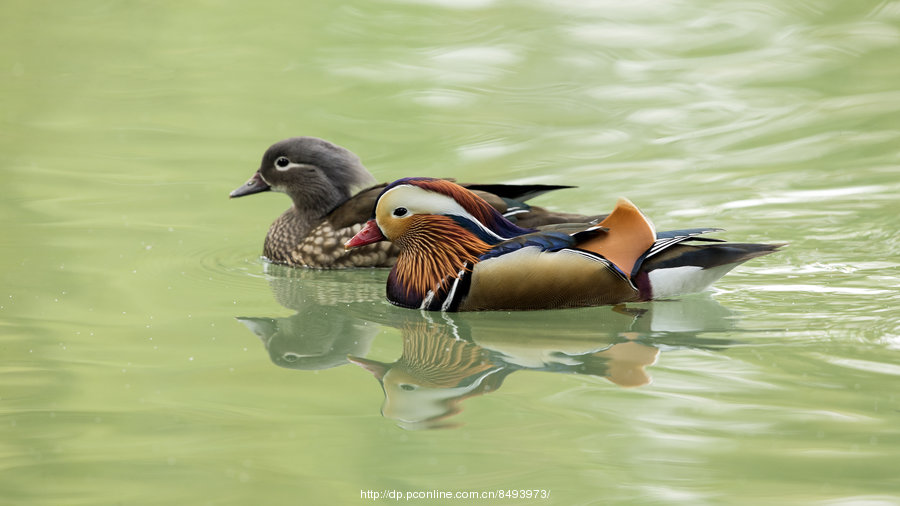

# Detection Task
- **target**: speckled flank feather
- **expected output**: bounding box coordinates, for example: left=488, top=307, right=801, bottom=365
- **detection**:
left=295, top=221, right=395, bottom=268
left=263, top=206, right=394, bottom=268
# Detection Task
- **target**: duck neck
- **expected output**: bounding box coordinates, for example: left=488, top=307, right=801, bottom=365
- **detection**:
left=388, top=217, right=492, bottom=309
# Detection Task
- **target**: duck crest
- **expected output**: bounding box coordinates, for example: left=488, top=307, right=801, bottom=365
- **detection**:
left=387, top=178, right=535, bottom=239
left=389, top=215, right=492, bottom=308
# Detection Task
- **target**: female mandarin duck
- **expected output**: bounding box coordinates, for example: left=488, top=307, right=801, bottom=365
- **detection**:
left=230, top=137, right=597, bottom=268
left=345, top=177, right=782, bottom=311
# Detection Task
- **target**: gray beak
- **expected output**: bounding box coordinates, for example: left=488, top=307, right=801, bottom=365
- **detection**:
left=230, top=171, right=271, bottom=198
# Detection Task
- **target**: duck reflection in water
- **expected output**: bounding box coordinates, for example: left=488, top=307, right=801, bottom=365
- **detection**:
left=236, top=264, right=388, bottom=370
left=349, top=322, right=510, bottom=430
left=348, top=313, right=666, bottom=430
left=237, top=265, right=738, bottom=430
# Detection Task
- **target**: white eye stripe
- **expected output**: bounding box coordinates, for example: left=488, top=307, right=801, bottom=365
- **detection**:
left=275, top=161, right=315, bottom=172
left=379, top=185, right=470, bottom=219
left=377, top=184, right=506, bottom=240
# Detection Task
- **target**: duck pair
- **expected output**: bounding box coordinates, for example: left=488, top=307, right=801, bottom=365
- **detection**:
left=230, top=137, right=596, bottom=269
left=233, top=137, right=781, bottom=311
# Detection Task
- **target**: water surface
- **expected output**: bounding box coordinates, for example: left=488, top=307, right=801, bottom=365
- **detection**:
left=2, top=0, right=899, bottom=504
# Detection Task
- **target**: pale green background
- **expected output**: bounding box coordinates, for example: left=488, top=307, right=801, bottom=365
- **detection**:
left=2, top=1, right=899, bottom=505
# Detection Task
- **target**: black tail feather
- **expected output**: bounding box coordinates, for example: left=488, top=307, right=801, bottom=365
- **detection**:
left=643, top=242, right=785, bottom=272
left=462, top=183, right=575, bottom=203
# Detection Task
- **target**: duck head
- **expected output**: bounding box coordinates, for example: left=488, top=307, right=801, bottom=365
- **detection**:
left=230, top=137, right=377, bottom=215
left=345, top=177, right=534, bottom=248
left=345, top=178, right=534, bottom=308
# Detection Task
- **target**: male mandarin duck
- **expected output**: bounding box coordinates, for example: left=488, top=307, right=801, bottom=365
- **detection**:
left=345, top=177, right=783, bottom=311
left=230, top=137, right=598, bottom=268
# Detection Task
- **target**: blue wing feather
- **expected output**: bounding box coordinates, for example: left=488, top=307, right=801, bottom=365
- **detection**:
left=478, top=230, right=578, bottom=261
left=655, top=227, right=723, bottom=239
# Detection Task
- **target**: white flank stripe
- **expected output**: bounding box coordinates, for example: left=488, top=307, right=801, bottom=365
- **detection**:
left=441, top=266, right=469, bottom=311
left=565, top=248, right=608, bottom=264
left=420, top=290, right=435, bottom=310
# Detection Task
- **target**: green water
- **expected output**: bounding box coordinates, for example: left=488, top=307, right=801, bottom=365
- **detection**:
left=3, top=0, right=899, bottom=504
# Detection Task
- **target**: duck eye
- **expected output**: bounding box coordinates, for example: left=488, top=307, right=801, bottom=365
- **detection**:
left=275, top=156, right=290, bottom=168
left=392, top=207, right=408, bottom=217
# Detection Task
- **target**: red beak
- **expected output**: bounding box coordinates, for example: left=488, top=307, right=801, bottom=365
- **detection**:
left=345, top=219, right=386, bottom=249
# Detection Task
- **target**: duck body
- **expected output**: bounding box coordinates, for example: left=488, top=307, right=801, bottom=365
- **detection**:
left=345, top=178, right=783, bottom=311
left=231, top=137, right=597, bottom=268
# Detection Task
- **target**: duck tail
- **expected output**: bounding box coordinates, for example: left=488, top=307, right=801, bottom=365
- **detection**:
left=635, top=242, right=785, bottom=299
